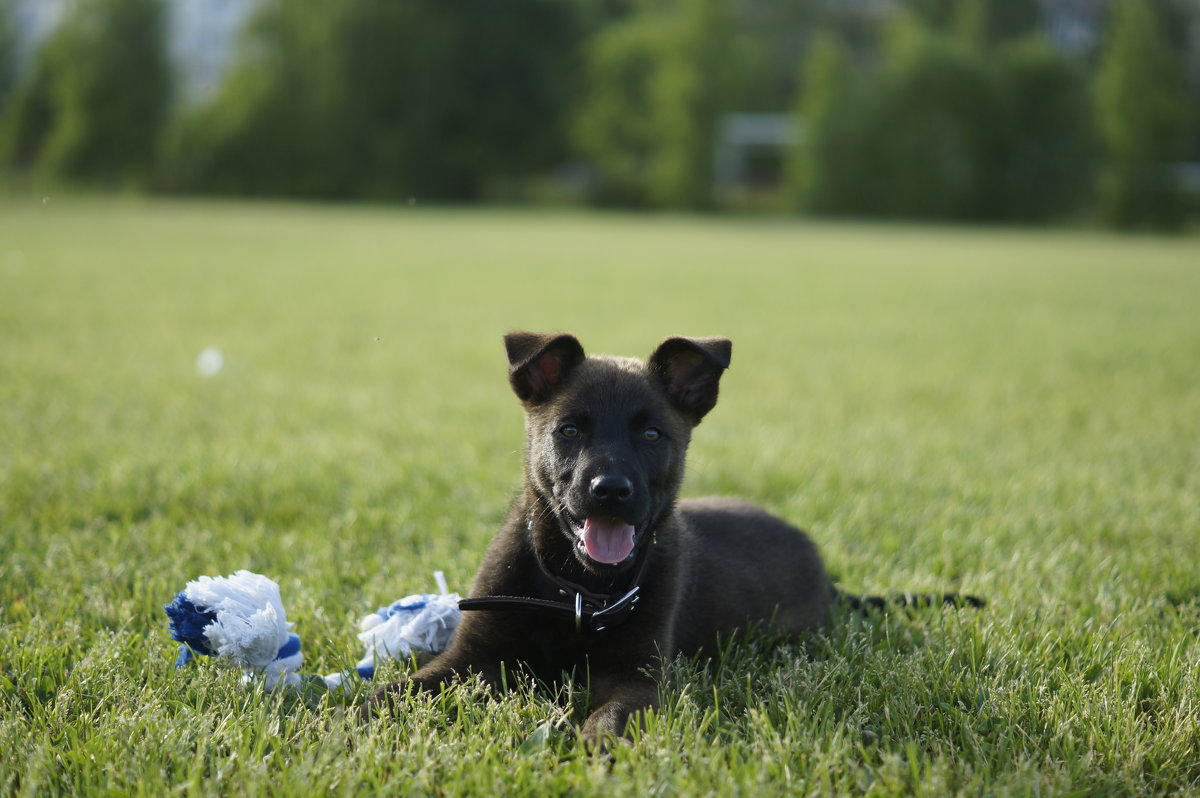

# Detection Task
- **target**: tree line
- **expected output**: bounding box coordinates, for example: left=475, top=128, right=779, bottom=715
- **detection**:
left=0, top=0, right=1195, bottom=228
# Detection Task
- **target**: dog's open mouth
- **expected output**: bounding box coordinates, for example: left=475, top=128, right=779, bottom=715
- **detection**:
left=575, top=517, right=636, bottom=565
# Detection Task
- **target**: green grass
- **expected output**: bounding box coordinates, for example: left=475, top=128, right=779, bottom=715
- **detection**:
left=2, top=196, right=1199, bottom=796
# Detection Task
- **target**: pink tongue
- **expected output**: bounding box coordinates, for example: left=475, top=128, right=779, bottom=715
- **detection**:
left=581, top=517, right=635, bottom=564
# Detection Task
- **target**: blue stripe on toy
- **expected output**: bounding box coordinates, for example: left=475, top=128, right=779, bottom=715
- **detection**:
left=163, top=592, right=218, bottom=657
left=277, top=633, right=301, bottom=659
left=376, top=597, right=429, bottom=620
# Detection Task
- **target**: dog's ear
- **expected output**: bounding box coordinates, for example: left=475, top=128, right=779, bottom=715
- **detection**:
left=505, top=331, right=586, bottom=405
left=648, top=336, right=732, bottom=424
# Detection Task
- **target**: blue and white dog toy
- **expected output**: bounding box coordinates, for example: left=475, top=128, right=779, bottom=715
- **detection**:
left=164, top=570, right=461, bottom=691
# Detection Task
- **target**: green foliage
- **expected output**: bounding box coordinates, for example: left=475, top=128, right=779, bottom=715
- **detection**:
left=794, top=18, right=1098, bottom=222
left=0, top=0, right=1193, bottom=225
left=575, top=15, right=666, bottom=205
left=783, top=33, right=850, bottom=210
left=158, top=0, right=343, bottom=197
left=904, top=0, right=958, bottom=30
left=907, top=0, right=1040, bottom=46
left=164, top=0, right=579, bottom=201
left=1095, top=0, right=1193, bottom=230
left=577, top=0, right=753, bottom=209
left=1, top=0, right=169, bottom=184
left=0, top=0, right=14, bottom=111
left=0, top=44, right=55, bottom=171
left=995, top=37, right=1097, bottom=222
left=801, top=30, right=1008, bottom=220
left=3, top=198, right=1200, bottom=795
left=323, top=0, right=579, bottom=200
left=647, top=0, right=750, bottom=208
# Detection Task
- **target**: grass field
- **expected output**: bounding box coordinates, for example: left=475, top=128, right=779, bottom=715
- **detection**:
left=2, top=196, right=1198, bottom=796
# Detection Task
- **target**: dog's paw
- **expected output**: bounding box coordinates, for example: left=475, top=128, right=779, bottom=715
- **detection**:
left=579, top=728, right=621, bottom=761
left=356, top=680, right=406, bottom=722
left=580, top=704, right=637, bottom=756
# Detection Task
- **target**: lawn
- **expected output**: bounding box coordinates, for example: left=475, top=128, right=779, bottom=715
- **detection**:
left=1, top=196, right=1198, bottom=796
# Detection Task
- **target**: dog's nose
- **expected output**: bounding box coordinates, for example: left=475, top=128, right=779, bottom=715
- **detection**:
left=590, top=475, right=633, bottom=504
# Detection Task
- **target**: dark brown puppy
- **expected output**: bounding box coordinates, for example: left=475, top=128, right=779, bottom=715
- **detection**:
left=364, top=332, right=830, bottom=746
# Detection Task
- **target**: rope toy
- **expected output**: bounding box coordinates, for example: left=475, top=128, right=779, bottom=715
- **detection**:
left=164, top=570, right=461, bottom=691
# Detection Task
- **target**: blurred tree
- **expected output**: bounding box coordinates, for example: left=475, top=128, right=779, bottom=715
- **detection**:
left=878, top=36, right=1009, bottom=219
left=648, top=0, right=750, bottom=208
left=160, top=0, right=351, bottom=197
left=783, top=31, right=851, bottom=210
left=0, top=0, right=14, bottom=112
left=12, top=0, right=170, bottom=183
left=342, top=0, right=579, bottom=200
left=730, top=0, right=822, bottom=112
left=907, top=0, right=1040, bottom=46
left=800, top=26, right=1008, bottom=219
left=0, top=58, right=53, bottom=171
left=996, top=37, right=1097, bottom=221
left=0, top=6, right=58, bottom=171
left=164, top=0, right=579, bottom=201
left=577, top=0, right=640, bottom=29
left=575, top=14, right=666, bottom=205
left=1095, top=0, right=1192, bottom=229
left=905, top=0, right=956, bottom=29
left=792, top=13, right=1102, bottom=223
left=577, top=0, right=753, bottom=208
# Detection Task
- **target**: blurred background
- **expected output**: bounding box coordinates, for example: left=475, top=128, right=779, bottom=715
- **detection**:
left=1, top=0, right=1197, bottom=229
left=2, top=10, right=1198, bottom=789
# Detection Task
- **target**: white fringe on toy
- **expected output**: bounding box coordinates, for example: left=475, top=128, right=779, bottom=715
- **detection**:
left=323, top=571, right=461, bottom=689
left=164, top=570, right=461, bottom=692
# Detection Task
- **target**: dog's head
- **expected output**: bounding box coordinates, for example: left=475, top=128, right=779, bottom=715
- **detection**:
left=504, top=332, right=731, bottom=573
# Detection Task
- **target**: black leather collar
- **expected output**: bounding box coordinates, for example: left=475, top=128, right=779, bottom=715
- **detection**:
left=458, top=539, right=654, bottom=633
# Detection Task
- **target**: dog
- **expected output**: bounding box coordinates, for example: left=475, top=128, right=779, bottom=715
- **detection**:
left=364, top=331, right=974, bottom=746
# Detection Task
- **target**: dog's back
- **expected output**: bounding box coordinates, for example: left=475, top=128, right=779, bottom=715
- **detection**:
left=672, top=497, right=830, bottom=656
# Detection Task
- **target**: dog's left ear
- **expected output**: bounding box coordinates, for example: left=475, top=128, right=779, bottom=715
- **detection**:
left=505, top=331, right=586, bottom=405
left=648, top=336, right=732, bottom=424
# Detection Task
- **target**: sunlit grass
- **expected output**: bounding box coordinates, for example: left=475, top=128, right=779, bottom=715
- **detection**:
left=2, top=196, right=1198, bottom=795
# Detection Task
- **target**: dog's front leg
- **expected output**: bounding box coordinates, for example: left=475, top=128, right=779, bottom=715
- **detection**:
left=581, top=670, right=660, bottom=749
left=358, top=656, right=496, bottom=720
left=359, top=615, right=512, bottom=719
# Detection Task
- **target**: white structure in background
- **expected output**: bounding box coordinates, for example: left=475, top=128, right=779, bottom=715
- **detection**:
left=8, top=0, right=260, bottom=103
left=713, top=113, right=798, bottom=194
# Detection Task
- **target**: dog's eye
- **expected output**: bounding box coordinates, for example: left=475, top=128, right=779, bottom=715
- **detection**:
left=643, top=427, right=662, bottom=442
left=558, top=423, right=580, bottom=439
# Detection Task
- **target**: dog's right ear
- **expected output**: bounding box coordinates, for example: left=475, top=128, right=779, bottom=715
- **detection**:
left=648, top=336, right=732, bottom=424
left=504, top=331, right=586, bottom=405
